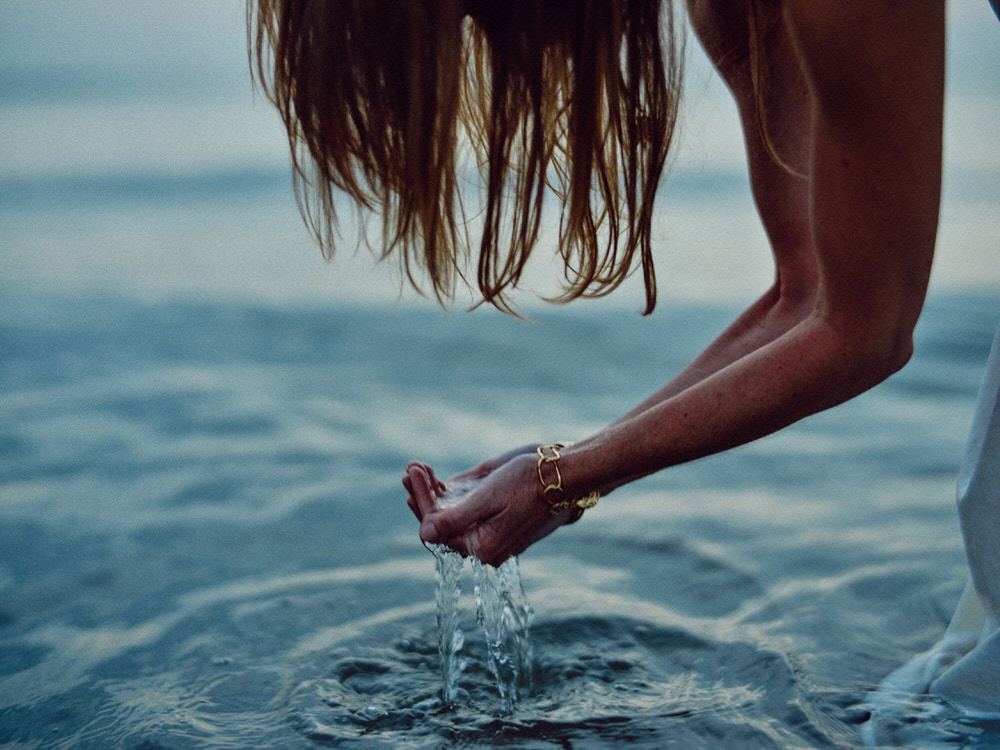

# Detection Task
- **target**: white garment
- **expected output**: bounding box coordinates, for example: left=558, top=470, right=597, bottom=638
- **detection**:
left=875, top=324, right=1000, bottom=716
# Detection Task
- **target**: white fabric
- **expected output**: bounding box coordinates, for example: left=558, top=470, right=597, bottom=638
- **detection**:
left=875, top=324, right=1000, bottom=717
left=861, top=326, right=1000, bottom=746
left=955, top=324, right=1000, bottom=630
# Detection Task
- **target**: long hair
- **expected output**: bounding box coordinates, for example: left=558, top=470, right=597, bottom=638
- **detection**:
left=250, top=0, right=681, bottom=314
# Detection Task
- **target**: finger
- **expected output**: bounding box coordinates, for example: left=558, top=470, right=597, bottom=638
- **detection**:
left=407, top=464, right=441, bottom=520
left=408, top=461, right=450, bottom=496
left=407, top=460, right=438, bottom=477
left=421, top=464, right=447, bottom=495
left=430, top=533, right=471, bottom=558
left=407, top=460, right=430, bottom=475
left=405, top=463, right=439, bottom=497
left=401, top=475, right=422, bottom=520
left=419, top=494, right=500, bottom=546
left=450, top=464, right=488, bottom=482
left=406, top=495, right=421, bottom=520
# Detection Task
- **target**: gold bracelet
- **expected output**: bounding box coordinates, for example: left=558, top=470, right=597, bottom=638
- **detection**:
left=536, top=443, right=600, bottom=519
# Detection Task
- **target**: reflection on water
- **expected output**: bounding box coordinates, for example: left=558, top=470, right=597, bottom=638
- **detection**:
left=1, top=291, right=998, bottom=747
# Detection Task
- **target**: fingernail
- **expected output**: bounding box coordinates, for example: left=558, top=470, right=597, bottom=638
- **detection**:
left=421, top=522, right=441, bottom=544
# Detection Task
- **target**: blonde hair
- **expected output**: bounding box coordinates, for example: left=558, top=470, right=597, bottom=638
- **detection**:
left=250, top=0, right=682, bottom=314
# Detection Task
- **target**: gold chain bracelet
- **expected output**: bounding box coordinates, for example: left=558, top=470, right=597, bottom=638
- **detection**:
left=536, top=443, right=600, bottom=522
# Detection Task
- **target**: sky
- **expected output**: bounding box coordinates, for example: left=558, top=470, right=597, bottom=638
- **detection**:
left=0, top=1, right=997, bottom=308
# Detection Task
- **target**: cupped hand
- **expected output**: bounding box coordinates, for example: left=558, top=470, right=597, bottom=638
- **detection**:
left=402, top=451, right=571, bottom=567
left=446, top=443, right=540, bottom=484
left=403, top=444, right=537, bottom=522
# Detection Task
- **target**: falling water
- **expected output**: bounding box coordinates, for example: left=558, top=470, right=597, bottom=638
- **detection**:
left=429, top=481, right=535, bottom=713
left=471, top=554, right=534, bottom=712
left=430, top=543, right=465, bottom=706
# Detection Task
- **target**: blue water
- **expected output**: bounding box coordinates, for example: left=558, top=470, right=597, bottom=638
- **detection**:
left=0, top=286, right=998, bottom=748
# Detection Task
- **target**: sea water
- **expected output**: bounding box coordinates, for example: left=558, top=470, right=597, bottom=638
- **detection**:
left=428, top=479, right=535, bottom=714
left=429, top=545, right=533, bottom=714
left=2, top=289, right=1000, bottom=748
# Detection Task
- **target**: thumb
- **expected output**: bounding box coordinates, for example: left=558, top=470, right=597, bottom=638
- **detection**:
left=419, top=495, right=497, bottom=545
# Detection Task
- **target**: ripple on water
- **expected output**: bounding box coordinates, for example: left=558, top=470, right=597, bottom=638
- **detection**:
left=3, top=545, right=983, bottom=748
left=284, top=605, right=835, bottom=749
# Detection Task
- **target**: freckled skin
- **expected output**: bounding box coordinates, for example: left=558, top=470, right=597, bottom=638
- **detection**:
left=405, top=0, right=945, bottom=566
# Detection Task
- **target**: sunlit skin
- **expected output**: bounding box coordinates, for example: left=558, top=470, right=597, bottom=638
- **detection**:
left=405, top=0, right=945, bottom=567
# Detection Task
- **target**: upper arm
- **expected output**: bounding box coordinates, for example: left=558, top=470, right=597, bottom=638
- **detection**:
left=784, top=0, right=945, bottom=354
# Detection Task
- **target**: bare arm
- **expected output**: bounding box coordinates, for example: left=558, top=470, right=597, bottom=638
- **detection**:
left=566, top=0, right=944, bottom=493
left=565, top=0, right=944, bottom=494
left=614, top=0, right=818, bottom=423
left=413, top=0, right=945, bottom=565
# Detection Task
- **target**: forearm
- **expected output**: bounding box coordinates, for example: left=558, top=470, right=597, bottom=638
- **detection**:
left=613, top=281, right=813, bottom=425
left=566, top=310, right=910, bottom=497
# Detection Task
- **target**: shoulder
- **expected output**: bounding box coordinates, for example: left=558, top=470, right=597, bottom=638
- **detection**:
left=686, top=0, right=782, bottom=72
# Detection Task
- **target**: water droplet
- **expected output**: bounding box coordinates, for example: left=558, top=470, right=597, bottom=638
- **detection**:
left=360, top=704, right=386, bottom=721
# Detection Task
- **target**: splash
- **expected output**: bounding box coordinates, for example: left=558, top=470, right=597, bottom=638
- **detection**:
left=430, top=544, right=465, bottom=706
left=471, top=554, right=534, bottom=712
left=428, top=480, right=534, bottom=713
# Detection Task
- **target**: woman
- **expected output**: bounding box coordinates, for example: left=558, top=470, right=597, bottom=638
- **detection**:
left=252, top=0, right=1000, bottom=717
left=401, top=0, right=946, bottom=565
left=251, top=0, right=943, bottom=563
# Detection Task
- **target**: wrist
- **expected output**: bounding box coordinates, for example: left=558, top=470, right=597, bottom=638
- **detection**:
left=535, top=443, right=601, bottom=523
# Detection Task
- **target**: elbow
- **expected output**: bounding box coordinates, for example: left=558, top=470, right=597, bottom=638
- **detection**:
left=821, top=316, right=916, bottom=398
left=863, top=300, right=921, bottom=383
left=870, top=331, right=914, bottom=383
left=810, top=281, right=925, bottom=397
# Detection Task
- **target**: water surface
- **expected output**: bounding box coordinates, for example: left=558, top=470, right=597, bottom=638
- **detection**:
left=1, top=289, right=997, bottom=748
